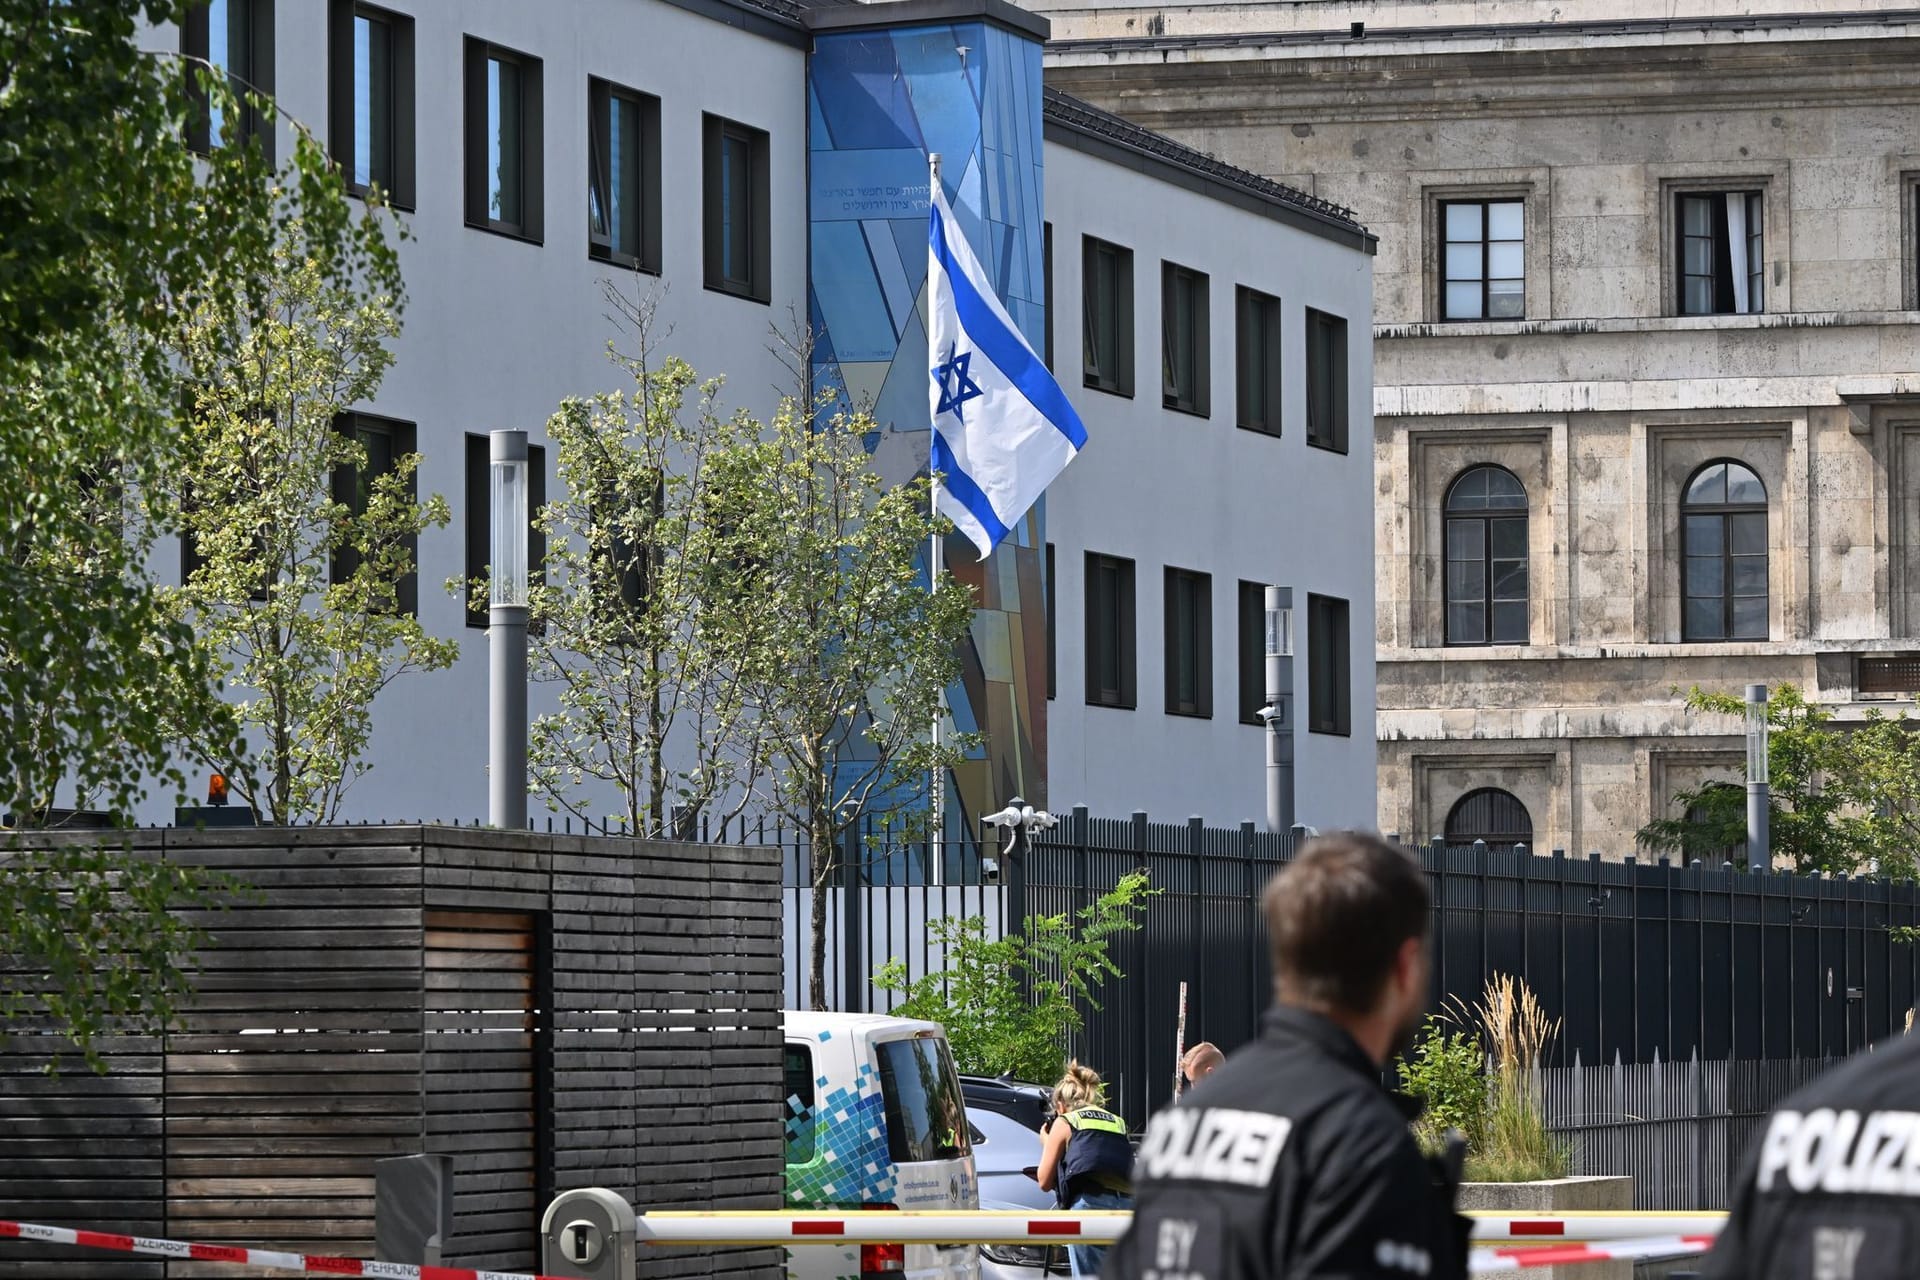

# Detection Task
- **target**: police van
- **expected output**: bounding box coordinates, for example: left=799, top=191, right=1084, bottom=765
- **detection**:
left=783, top=1011, right=981, bottom=1280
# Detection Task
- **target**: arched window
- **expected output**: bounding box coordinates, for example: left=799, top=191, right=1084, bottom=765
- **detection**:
left=1681, top=461, right=1767, bottom=641
left=1445, top=787, right=1534, bottom=847
left=1444, top=465, right=1528, bottom=645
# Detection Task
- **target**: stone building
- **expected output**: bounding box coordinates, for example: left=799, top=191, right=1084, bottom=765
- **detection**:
left=1043, top=1, right=1920, bottom=855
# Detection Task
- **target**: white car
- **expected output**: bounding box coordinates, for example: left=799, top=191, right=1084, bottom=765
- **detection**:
left=783, top=1011, right=982, bottom=1280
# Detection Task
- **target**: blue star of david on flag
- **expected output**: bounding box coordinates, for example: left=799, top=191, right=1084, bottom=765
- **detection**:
left=926, top=182, right=1087, bottom=559
left=932, top=343, right=985, bottom=425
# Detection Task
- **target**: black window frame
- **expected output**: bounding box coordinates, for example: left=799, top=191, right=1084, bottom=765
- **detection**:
left=463, top=433, right=547, bottom=631
left=1680, top=459, right=1769, bottom=643
left=1163, top=567, right=1213, bottom=719
left=1082, top=236, right=1135, bottom=398
left=1305, top=308, right=1348, bottom=454
left=1439, top=197, right=1525, bottom=321
left=463, top=37, right=545, bottom=243
left=1084, top=551, right=1137, bottom=710
left=782, top=1042, right=818, bottom=1165
left=1676, top=190, right=1764, bottom=317
left=327, top=0, right=414, bottom=209
left=331, top=412, right=419, bottom=617
left=1237, top=581, right=1266, bottom=726
left=1045, top=542, right=1056, bottom=701
left=1444, top=787, right=1534, bottom=848
left=1161, top=261, right=1211, bottom=418
left=1235, top=286, right=1283, bottom=437
left=1042, top=223, right=1055, bottom=371
left=1443, top=465, right=1529, bottom=647
left=588, top=77, right=662, bottom=273
left=703, top=114, right=772, bottom=303
left=182, top=0, right=276, bottom=162
left=1307, top=592, right=1350, bottom=737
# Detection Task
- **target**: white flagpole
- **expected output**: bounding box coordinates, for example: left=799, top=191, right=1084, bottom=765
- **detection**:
left=928, top=150, right=946, bottom=886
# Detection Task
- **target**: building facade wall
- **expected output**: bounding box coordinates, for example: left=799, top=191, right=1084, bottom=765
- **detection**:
left=1047, top=7, right=1920, bottom=855
left=131, top=0, right=1381, bottom=839
left=1043, top=143, right=1379, bottom=830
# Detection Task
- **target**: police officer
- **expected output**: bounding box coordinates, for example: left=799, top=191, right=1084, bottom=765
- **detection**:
left=1701, top=1027, right=1920, bottom=1279
left=1104, top=832, right=1471, bottom=1280
left=1038, top=1061, right=1134, bottom=1278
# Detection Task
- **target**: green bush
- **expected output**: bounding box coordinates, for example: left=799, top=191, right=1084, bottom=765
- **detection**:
left=873, top=871, right=1154, bottom=1084
left=1398, top=1017, right=1488, bottom=1152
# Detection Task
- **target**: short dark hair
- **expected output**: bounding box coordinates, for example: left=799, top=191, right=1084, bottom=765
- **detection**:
left=1263, top=831, right=1431, bottom=1014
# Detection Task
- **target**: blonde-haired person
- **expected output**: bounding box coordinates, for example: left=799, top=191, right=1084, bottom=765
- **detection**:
left=1179, top=1042, right=1223, bottom=1089
left=1036, top=1061, right=1133, bottom=1279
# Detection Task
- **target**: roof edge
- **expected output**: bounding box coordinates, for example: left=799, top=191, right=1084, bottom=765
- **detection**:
left=804, top=0, right=1050, bottom=42
left=655, top=0, right=810, bottom=48
left=1041, top=88, right=1377, bottom=252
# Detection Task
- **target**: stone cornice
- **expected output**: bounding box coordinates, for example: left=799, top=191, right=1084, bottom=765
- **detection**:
left=1044, top=29, right=1920, bottom=123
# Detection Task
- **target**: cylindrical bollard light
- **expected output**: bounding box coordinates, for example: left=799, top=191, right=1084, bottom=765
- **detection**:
left=489, top=429, right=530, bottom=831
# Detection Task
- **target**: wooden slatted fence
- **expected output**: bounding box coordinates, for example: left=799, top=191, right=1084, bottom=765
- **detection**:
left=0, top=826, right=782, bottom=1280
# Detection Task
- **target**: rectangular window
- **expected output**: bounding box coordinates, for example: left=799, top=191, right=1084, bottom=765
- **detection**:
left=1238, top=580, right=1267, bottom=726
left=1440, top=199, right=1524, bottom=320
left=463, top=38, right=544, bottom=241
left=1306, top=309, right=1349, bottom=454
left=1307, top=593, right=1350, bottom=737
left=1082, top=237, right=1135, bottom=397
left=182, top=0, right=275, bottom=161
left=1677, top=191, right=1764, bottom=315
left=1045, top=542, right=1056, bottom=701
left=1163, top=568, right=1212, bottom=718
left=332, top=414, right=419, bottom=616
left=328, top=2, right=414, bottom=209
left=1043, top=223, right=1054, bottom=371
left=1161, top=262, right=1210, bottom=417
left=588, top=78, right=661, bottom=271
left=703, top=115, right=771, bottom=302
left=464, top=434, right=547, bottom=630
left=1084, top=552, right=1137, bottom=709
left=782, top=1043, right=817, bottom=1165
left=873, top=1035, right=970, bottom=1165
left=1236, top=286, right=1283, bottom=436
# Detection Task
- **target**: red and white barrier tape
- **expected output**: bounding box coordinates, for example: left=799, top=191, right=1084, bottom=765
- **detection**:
left=1472, top=1234, right=1717, bottom=1274
left=0, top=1220, right=569, bottom=1280
left=4, top=1213, right=1719, bottom=1276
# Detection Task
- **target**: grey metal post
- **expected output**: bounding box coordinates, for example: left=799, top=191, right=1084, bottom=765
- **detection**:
left=489, top=430, right=530, bottom=831
left=1262, top=586, right=1295, bottom=834
left=1745, top=682, right=1771, bottom=873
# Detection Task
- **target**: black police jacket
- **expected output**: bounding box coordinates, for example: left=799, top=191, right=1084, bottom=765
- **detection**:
left=1102, top=1007, right=1472, bottom=1280
left=1703, top=1030, right=1920, bottom=1279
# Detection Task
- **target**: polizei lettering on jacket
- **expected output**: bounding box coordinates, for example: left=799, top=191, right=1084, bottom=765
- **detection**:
left=1135, top=1108, right=1291, bottom=1188
left=1753, top=1109, right=1920, bottom=1196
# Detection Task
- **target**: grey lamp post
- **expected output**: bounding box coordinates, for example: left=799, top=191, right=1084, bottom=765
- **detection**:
left=1745, top=682, right=1770, bottom=872
left=1260, top=586, right=1295, bottom=835
left=488, top=430, right=529, bottom=831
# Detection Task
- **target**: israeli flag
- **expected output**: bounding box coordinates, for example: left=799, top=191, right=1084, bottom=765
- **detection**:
left=928, top=184, right=1087, bottom=560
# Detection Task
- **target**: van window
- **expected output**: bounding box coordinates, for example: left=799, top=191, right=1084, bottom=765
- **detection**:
left=783, top=1043, right=817, bottom=1164
left=874, top=1035, right=971, bottom=1164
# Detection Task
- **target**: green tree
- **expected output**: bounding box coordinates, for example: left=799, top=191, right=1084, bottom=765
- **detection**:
left=710, top=393, right=979, bottom=1012
left=477, top=292, right=765, bottom=837
left=1640, top=684, right=1918, bottom=881
left=874, top=871, right=1156, bottom=1083
left=163, top=233, right=453, bottom=825
left=1, top=3, right=398, bottom=1061
left=1, top=1, right=398, bottom=826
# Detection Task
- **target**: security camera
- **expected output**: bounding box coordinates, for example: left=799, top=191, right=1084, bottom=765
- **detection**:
left=981, top=856, right=1001, bottom=883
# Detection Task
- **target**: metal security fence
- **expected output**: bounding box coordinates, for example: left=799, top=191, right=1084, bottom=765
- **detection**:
left=1541, top=1053, right=1840, bottom=1210
left=739, top=810, right=1920, bottom=1140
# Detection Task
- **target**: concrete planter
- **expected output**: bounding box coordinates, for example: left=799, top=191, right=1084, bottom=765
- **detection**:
left=1458, top=1177, right=1633, bottom=1280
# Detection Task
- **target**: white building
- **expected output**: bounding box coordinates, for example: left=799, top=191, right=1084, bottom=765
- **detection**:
left=143, top=0, right=1377, bottom=838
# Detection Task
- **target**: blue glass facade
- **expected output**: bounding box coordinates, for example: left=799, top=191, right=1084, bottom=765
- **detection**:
left=808, top=20, right=1051, bottom=847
